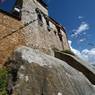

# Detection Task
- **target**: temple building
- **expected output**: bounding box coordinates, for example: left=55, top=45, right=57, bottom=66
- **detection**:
left=0, top=0, right=70, bottom=64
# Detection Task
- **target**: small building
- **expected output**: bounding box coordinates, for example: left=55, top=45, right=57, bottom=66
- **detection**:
left=0, top=0, right=70, bottom=64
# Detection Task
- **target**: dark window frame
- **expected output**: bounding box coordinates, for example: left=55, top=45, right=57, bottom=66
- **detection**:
left=46, top=18, right=51, bottom=31
left=0, top=0, right=23, bottom=20
left=35, top=8, right=43, bottom=26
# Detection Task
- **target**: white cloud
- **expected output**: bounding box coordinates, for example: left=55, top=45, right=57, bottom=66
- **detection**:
left=78, top=16, right=83, bottom=19
left=81, top=49, right=95, bottom=64
left=68, top=40, right=95, bottom=64
left=68, top=40, right=82, bottom=57
left=79, top=38, right=86, bottom=42
left=72, top=22, right=89, bottom=37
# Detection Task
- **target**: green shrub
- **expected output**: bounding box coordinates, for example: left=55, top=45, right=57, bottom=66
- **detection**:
left=0, top=68, right=8, bottom=95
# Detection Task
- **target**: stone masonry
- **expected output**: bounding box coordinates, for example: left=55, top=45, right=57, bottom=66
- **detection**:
left=0, top=0, right=69, bottom=64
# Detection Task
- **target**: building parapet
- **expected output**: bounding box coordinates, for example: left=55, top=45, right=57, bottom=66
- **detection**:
left=37, top=0, right=48, bottom=9
left=36, top=8, right=67, bottom=34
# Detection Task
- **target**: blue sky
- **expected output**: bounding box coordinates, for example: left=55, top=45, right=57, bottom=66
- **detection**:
left=48, top=0, right=95, bottom=64
left=0, top=0, right=16, bottom=12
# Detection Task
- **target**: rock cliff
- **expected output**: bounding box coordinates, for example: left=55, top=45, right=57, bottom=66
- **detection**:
left=5, top=46, right=95, bottom=95
left=54, top=50, right=95, bottom=84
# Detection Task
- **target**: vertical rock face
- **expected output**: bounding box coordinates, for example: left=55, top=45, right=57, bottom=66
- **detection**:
left=0, top=0, right=69, bottom=64
left=6, top=46, right=95, bottom=95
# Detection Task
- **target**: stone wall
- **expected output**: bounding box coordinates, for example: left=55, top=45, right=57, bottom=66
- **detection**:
left=0, top=13, right=25, bottom=64
left=0, top=0, right=69, bottom=64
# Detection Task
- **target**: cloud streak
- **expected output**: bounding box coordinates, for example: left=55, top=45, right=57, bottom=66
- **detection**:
left=78, top=16, right=83, bottom=19
left=68, top=40, right=95, bottom=64
left=72, top=22, right=89, bottom=37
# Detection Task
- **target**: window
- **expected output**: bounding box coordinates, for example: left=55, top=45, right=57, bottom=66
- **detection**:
left=0, top=0, right=22, bottom=20
left=35, top=8, right=43, bottom=26
left=46, top=18, right=51, bottom=31
left=56, top=26, right=63, bottom=41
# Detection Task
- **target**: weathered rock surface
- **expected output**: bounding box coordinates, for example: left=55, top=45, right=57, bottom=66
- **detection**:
left=54, top=50, right=95, bottom=85
left=6, top=46, right=95, bottom=95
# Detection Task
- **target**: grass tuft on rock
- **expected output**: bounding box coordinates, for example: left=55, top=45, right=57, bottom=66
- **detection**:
left=0, top=68, right=8, bottom=95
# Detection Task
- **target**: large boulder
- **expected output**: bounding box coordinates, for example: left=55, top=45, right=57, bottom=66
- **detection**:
left=5, top=46, right=95, bottom=95
left=54, top=50, right=95, bottom=84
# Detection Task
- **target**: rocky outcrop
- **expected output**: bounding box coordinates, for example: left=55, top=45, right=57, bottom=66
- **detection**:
left=54, top=50, right=95, bottom=85
left=5, top=46, right=95, bottom=95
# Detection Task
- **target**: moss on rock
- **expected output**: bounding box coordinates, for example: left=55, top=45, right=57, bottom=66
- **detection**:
left=0, top=68, right=8, bottom=95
